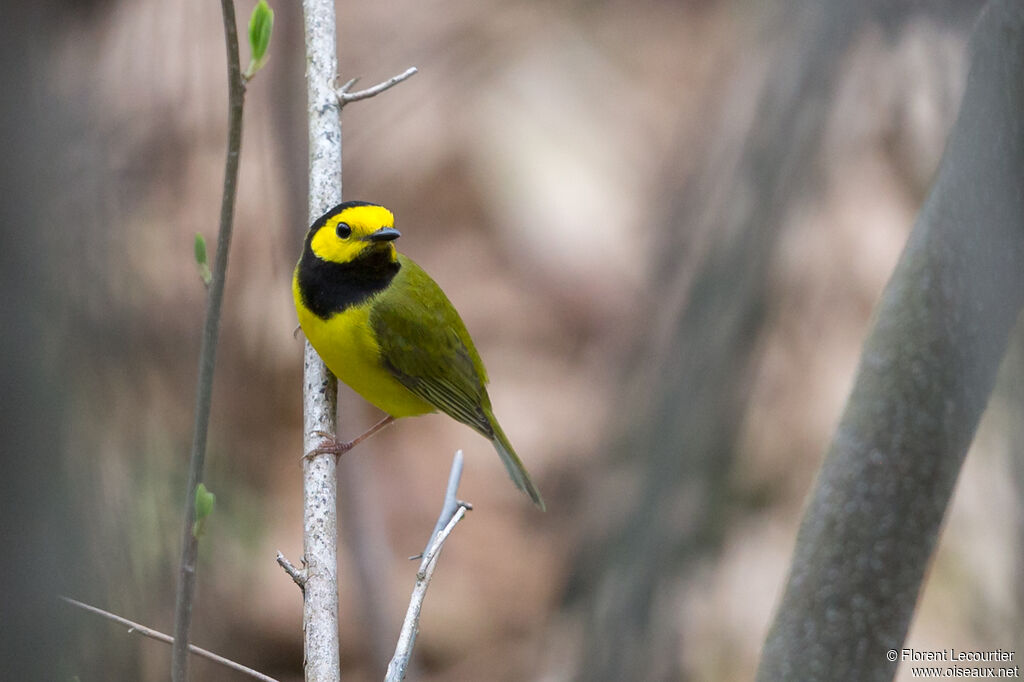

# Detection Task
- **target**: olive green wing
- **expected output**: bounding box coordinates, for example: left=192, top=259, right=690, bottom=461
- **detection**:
left=373, top=255, right=545, bottom=509
left=371, top=255, right=494, bottom=436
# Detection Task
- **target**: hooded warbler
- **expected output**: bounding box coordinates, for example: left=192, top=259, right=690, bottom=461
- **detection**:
left=293, top=201, right=544, bottom=509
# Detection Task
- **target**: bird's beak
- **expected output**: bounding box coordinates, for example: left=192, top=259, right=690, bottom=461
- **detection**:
left=364, top=227, right=401, bottom=243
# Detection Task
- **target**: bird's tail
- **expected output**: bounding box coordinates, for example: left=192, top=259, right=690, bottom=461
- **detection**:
left=488, top=417, right=545, bottom=511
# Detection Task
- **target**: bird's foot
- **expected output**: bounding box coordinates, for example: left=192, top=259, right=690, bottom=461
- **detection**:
left=302, top=416, right=397, bottom=461
left=303, top=431, right=353, bottom=461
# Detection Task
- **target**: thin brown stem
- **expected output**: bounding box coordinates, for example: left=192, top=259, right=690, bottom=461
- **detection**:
left=171, top=0, right=246, bottom=679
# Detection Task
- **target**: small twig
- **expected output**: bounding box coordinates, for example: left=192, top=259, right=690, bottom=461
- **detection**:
left=337, top=76, right=359, bottom=93
left=385, top=452, right=471, bottom=682
left=337, top=66, right=417, bottom=106
left=276, top=551, right=307, bottom=590
left=421, top=450, right=465, bottom=561
left=61, top=596, right=279, bottom=682
left=387, top=507, right=467, bottom=682
left=422, top=505, right=467, bottom=577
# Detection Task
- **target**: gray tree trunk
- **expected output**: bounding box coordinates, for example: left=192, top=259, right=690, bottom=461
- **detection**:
left=758, top=1, right=1024, bottom=679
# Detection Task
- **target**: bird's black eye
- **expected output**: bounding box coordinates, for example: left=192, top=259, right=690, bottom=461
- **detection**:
left=335, top=222, right=352, bottom=239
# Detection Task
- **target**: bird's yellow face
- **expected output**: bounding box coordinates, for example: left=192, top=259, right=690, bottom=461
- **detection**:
left=309, top=202, right=400, bottom=265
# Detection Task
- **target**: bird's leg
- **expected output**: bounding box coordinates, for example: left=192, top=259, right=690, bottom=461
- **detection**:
left=304, top=415, right=396, bottom=460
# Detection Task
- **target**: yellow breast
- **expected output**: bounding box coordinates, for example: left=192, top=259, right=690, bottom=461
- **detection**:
left=293, top=272, right=435, bottom=418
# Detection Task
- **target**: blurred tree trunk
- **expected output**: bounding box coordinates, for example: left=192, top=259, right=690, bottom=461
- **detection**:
left=1000, top=333, right=1024, bottom=648
left=0, top=4, right=83, bottom=680
left=758, top=1, right=1024, bottom=679
left=564, top=2, right=869, bottom=680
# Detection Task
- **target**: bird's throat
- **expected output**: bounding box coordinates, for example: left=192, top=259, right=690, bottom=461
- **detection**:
left=297, top=246, right=400, bottom=319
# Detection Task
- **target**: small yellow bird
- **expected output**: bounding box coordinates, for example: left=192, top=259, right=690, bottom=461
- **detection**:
left=293, top=201, right=544, bottom=509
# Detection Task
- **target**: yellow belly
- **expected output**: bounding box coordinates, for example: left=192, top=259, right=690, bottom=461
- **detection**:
left=294, top=277, right=435, bottom=418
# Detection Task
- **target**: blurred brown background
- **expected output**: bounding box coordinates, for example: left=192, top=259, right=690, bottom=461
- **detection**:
left=6, top=0, right=1022, bottom=680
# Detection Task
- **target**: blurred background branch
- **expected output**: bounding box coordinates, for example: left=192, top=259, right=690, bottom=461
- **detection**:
left=563, top=2, right=868, bottom=679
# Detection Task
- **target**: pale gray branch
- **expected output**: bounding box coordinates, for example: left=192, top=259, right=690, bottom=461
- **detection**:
left=386, top=451, right=471, bottom=682
left=421, top=449, right=468, bottom=560
left=337, top=67, right=417, bottom=105
left=61, top=596, right=279, bottom=682
left=301, top=0, right=343, bottom=679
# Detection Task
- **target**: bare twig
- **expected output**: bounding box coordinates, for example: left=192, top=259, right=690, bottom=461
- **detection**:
left=337, top=67, right=417, bottom=105
left=386, top=452, right=471, bottom=682
left=337, top=76, right=359, bottom=93
left=171, top=1, right=246, bottom=680
left=276, top=551, right=307, bottom=590
left=421, top=449, right=467, bottom=561
left=61, top=597, right=279, bottom=682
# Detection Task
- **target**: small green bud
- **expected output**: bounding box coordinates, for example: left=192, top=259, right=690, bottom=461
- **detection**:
left=194, top=233, right=212, bottom=287
left=192, top=483, right=216, bottom=538
left=244, top=0, right=274, bottom=81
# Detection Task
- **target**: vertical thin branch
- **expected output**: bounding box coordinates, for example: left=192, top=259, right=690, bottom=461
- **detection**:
left=300, top=0, right=342, bottom=679
left=298, top=5, right=416, bottom=677
left=171, top=1, right=246, bottom=680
